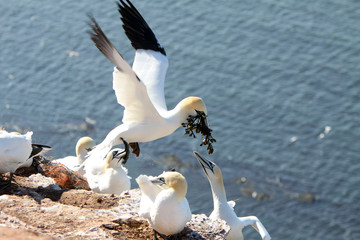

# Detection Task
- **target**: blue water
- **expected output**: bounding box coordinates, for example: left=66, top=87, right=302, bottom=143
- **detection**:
left=1, top=0, right=360, bottom=239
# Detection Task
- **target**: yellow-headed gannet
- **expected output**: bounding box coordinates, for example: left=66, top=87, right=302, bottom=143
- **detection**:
left=84, top=138, right=131, bottom=195
left=136, top=170, right=192, bottom=239
left=0, top=131, right=51, bottom=187
left=86, top=0, right=215, bottom=161
left=54, top=136, right=95, bottom=174
left=194, top=152, right=271, bottom=240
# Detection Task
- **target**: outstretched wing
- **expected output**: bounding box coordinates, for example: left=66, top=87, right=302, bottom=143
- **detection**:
left=88, top=16, right=163, bottom=124
left=118, top=0, right=169, bottom=114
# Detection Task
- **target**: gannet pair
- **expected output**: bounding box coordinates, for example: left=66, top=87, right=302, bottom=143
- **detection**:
left=54, top=136, right=95, bottom=174
left=136, top=170, right=191, bottom=239
left=84, top=138, right=131, bottom=195
left=0, top=130, right=51, bottom=187
left=86, top=0, right=215, bottom=163
left=194, top=152, right=271, bottom=240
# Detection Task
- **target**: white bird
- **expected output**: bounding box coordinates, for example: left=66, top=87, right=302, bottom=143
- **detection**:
left=84, top=138, right=131, bottom=195
left=136, top=170, right=191, bottom=239
left=0, top=131, right=51, bottom=187
left=193, top=152, right=271, bottom=240
left=86, top=0, right=215, bottom=162
left=5, top=131, right=51, bottom=169
left=54, top=136, right=95, bottom=174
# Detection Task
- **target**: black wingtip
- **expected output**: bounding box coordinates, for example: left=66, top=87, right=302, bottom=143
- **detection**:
left=87, top=14, right=124, bottom=70
left=30, top=144, right=52, bottom=159
left=117, top=0, right=166, bottom=56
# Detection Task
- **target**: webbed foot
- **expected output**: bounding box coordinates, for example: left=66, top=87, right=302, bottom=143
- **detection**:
left=0, top=172, right=13, bottom=190
left=129, top=142, right=140, bottom=157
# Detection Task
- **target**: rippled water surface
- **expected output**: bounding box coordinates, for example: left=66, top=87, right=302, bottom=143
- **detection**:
left=1, top=0, right=360, bottom=239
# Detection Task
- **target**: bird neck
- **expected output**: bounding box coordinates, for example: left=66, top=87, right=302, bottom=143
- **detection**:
left=210, top=179, right=228, bottom=208
left=76, top=150, right=88, bottom=165
left=103, top=153, right=113, bottom=171
left=168, top=188, right=185, bottom=203
left=165, top=104, right=195, bottom=127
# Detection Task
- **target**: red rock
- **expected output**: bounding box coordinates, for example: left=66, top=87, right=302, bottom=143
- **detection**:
left=39, top=162, right=90, bottom=190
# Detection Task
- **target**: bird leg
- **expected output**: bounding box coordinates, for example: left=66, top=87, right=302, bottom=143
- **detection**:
left=153, top=230, right=160, bottom=240
left=119, top=137, right=130, bottom=164
left=0, top=172, right=13, bottom=190
left=153, top=230, right=179, bottom=240
left=129, top=142, right=140, bottom=157
left=169, top=233, right=180, bottom=240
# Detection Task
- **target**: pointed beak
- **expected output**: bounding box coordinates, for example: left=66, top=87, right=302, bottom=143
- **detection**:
left=151, top=176, right=166, bottom=186
left=193, top=151, right=215, bottom=176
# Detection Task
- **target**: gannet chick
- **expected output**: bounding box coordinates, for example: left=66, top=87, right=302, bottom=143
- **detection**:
left=84, top=138, right=130, bottom=195
left=86, top=0, right=215, bottom=161
left=136, top=171, right=191, bottom=238
left=54, top=136, right=95, bottom=174
left=0, top=131, right=51, bottom=187
left=193, top=152, right=271, bottom=240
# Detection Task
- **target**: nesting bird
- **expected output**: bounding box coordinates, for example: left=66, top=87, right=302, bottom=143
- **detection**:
left=0, top=130, right=51, bottom=187
left=84, top=138, right=131, bottom=195
left=193, top=152, right=271, bottom=240
left=136, top=171, right=191, bottom=239
left=86, top=0, right=215, bottom=163
left=54, top=136, right=95, bottom=174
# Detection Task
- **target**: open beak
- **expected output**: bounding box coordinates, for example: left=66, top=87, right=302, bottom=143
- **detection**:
left=193, top=151, right=215, bottom=176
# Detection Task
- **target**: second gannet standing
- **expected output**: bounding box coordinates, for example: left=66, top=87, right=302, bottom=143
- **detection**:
left=136, top=171, right=191, bottom=239
left=54, top=136, right=95, bottom=174
left=0, top=131, right=51, bottom=187
left=84, top=138, right=131, bottom=195
left=193, top=152, right=271, bottom=240
left=86, top=0, right=215, bottom=163
left=1, top=130, right=52, bottom=169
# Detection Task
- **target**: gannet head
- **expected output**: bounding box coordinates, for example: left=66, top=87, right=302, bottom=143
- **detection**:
left=104, top=138, right=130, bottom=169
left=75, top=137, right=95, bottom=156
left=177, top=96, right=207, bottom=116
left=193, top=151, right=223, bottom=185
left=152, top=171, right=188, bottom=202
left=10, top=132, right=22, bottom=135
left=177, top=97, right=216, bottom=154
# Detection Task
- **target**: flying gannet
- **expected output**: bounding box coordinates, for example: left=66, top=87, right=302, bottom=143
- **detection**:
left=86, top=0, right=215, bottom=162
left=0, top=130, right=51, bottom=187
left=54, top=136, right=95, bottom=174
left=136, top=170, right=191, bottom=239
left=84, top=138, right=131, bottom=195
left=193, top=151, right=271, bottom=240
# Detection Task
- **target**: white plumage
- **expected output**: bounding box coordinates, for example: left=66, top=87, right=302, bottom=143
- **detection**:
left=84, top=145, right=131, bottom=195
left=0, top=131, right=33, bottom=174
left=54, top=136, right=95, bottom=174
left=136, top=171, right=191, bottom=237
left=85, top=0, right=213, bottom=164
left=194, top=152, right=271, bottom=240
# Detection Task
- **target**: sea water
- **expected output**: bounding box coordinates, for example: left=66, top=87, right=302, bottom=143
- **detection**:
left=1, top=0, right=359, bottom=239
